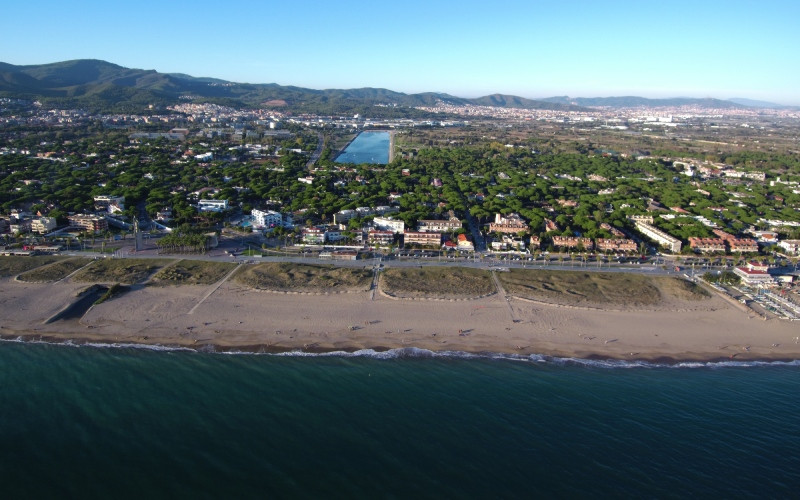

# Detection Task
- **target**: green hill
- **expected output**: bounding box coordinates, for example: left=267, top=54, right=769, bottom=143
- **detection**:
left=0, top=59, right=585, bottom=115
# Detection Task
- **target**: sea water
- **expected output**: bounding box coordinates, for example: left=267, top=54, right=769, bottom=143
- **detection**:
left=2, top=341, right=799, bottom=498
left=335, top=131, right=390, bottom=164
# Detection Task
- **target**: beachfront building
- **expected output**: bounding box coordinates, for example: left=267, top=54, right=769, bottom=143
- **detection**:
left=9, top=217, right=31, bottom=234
left=728, top=238, right=759, bottom=254
left=634, top=221, right=681, bottom=253
left=197, top=199, right=228, bottom=212
left=552, top=236, right=593, bottom=251
left=330, top=251, right=358, bottom=261
left=251, top=209, right=282, bottom=228
left=489, top=234, right=526, bottom=252
left=689, top=237, right=726, bottom=253
left=417, top=214, right=462, bottom=233
left=489, top=213, right=529, bottom=234
left=373, top=216, right=405, bottom=234
left=596, top=238, right=637, bottom=253
left=733, top=266, right=774, bottom=286
left=368, top=230, right=394, bottom=246
left=778, top=240, right=800, bottom=255
left=712, top=229, right=759, bottom=254
left=491, top=241, right=509, bottom=251
left=457, top=233, right=474, bottom=251
left=301, top=228, right=325, bottom=244
left=31, top=217, right=57, bottom=234
left=324, top=228, right=345, bottom=242
left=334, top=206, right=398, bottom=226
left=68, top=214, right=108, bottom=233
left=403, top=231, right=441, bottom=248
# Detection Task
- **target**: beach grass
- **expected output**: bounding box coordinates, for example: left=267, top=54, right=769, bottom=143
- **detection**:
left=235, top=262, right=372, bottom=292
left=380, top=266, right=495, bottom=299
left=150, top=260, right=238, bottom=286
left=0, top=255, right=65, bottom=277
left=17, top=258, right=92, bottom=282
left=498, top=269, right=708, bottom=307
left=72, top=258, right=172, bottom=284
left=653, top=276, right=711, bottom=301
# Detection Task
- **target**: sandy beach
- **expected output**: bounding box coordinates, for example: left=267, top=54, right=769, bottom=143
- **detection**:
left=1, top=272, right=799, bottom=362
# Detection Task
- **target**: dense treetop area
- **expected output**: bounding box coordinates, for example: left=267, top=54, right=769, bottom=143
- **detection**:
left=2, top=122, right=800, bottom=245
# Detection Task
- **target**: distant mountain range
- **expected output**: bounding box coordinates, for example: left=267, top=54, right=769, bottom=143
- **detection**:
left=726, top=97, right=788, bottom=109
left=0, top=59, right=791, bottom=115
left=541, top=95, right=793, bottom=110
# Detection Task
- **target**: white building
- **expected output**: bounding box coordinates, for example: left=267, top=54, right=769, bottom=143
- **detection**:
left=417, top=216, right=462, bottom=233
left=778, top=240, right=800, bottom=255
left=252, top=209, right=282, bottom=228
left=197, top=199, right=229, bottom=212
left=94, top=195, right=125, bottom=214
left=733, top=267, right=774, bottom=286
left=333, top=209, right=357, bottom=225
left=31, top=217, right=57, bottom=234
left=373, top=216, right=405, bottom=234
left=302, top=228, right=325, bottom=244
left=634, top=221, right=682, bottom=253
left=325, top=229, right=345, bottom=242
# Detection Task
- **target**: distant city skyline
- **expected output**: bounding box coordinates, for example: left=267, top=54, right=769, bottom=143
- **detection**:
left=2, top=0, right=799, bottom=105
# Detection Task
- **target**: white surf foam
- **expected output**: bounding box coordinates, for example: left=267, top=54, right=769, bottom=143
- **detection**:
left=3, top=337, right=799, bottom=368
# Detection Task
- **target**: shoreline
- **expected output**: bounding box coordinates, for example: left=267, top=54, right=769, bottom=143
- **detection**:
left=2, top=333, right=799, bottom=366
left=1, top=276, right=799, bottom=364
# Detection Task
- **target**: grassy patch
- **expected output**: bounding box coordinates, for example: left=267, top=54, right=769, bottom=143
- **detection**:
left=17, top=258, right=92, bottom=282
left=654, top=277, right=711, bottom=300
left=498, top=270, right=710, bottom=307
left=94, top=283, right=129, bottom=305
left=150, top=260, right=238, bottom=286
left=235, top=262, right=372, bottom=292
left=499, top=269, right=661, bottom=307
left=0, top=255, right=64, bottom=277
left=380, top=267, right=494, bottom=299
left=72, top=258, right=172, bottom=284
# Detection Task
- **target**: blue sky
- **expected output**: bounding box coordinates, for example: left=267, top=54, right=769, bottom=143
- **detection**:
left=2, top=0, right=799, bottom=104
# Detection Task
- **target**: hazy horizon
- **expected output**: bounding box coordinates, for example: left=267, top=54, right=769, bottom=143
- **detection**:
left=3, top=0, right=799, bottom=106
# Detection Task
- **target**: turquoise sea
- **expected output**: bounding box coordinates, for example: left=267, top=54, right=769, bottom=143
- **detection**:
left=335, top=131, right=390, bottom=164
left=2, top=341, right=799, bottom=498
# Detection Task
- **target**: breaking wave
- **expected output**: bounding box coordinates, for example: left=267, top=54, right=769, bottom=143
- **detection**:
left=3, top=337, right=799, bottom=368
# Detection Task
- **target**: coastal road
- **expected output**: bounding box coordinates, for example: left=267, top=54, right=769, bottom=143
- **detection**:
left=70, top=231, right=767, bottom=281
left=77, top=245, right=689, bottom=279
